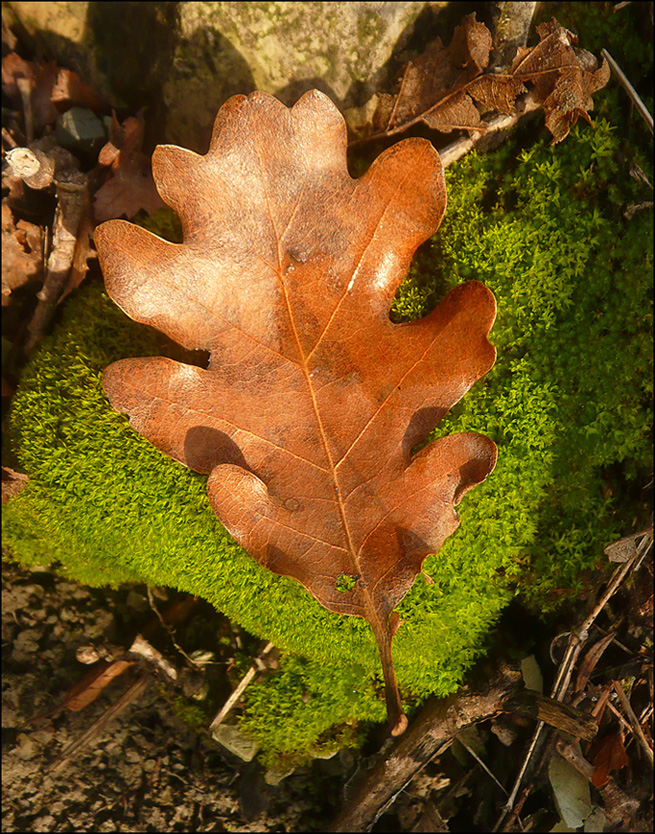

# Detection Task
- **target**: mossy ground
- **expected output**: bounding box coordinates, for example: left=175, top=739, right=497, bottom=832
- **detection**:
left=3, top=5, right=652, bottom=763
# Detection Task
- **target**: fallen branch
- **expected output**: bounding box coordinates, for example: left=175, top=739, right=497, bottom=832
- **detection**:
left=440, top=92, right=541, bottom=168
left=5, top=141, right=91, bottom=353
left=602, top=48, right=654, bottom=133
left=502, top=690, right=598, bottom=741
left=612, top=680, right=654, bottom=766
left=329, top=663, right=521, bottom=833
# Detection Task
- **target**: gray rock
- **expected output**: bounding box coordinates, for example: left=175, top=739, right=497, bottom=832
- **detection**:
left=56, top=107, right=106, bottom=155
left=212, top=722, right=260, bottom=762
left=5, top=1, right=444, bottom=152
left=163, top=1, right=429, bottom=150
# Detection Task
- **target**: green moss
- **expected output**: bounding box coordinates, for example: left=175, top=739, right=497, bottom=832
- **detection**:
left=2, top=274, right=514, bottom=745
left=241, top=654, right=378, bottom=770
left=163, top=691, right=210, bottom=733
left=3, top=84, right=651, bottom=762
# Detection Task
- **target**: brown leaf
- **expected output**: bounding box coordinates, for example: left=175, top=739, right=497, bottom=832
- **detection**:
left=1, top=53, right=59, bottom=132
left=589, top=732, right=630, bottom=787
left=95, top=90, right=497, bottom=734
left=93, top=112, right=165, bottom=222
left=374, top=14, right=495, bottom=135
left=50, top=67, right=107, bottom=114
left=1, top=51, right=32, bottom=97
left=367, top=15, right=607, bottom=146
left=574, top=631, right=616, bottom=695
left=64, top=658, right=134, bottom=712
left=509, top=19, right=610, bottom=144
left=1, top=201, right=43, bottom=305
left=2, top=466, right=29, bottom=503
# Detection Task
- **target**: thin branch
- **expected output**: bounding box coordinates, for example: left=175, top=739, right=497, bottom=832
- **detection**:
left=458, top=736, right=509, bottom=796
left=601, top=48, right=654, bottom=133
left=612, top=680, right=654, bottom=766
left=145, top=586, right=201, bottom=668
left=45, top=675, right=149, bottom=773
left=209, top=641, right=275, bottom=731
left=440, top=93, right=541, bottom=168
left=329, top=664, right=521, bottom=832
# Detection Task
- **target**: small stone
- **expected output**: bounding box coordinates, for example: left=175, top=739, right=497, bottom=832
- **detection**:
left=264, top=764, right=295, bottom=785
left=211, top=723, right=260, bottom=762
left=56, top=107, right=106, bottom=155
left=14, top=732, right=37, bottom=760
left=76, top=644, right=101, bottom=664
left=13, top=628, right=40, bottom=658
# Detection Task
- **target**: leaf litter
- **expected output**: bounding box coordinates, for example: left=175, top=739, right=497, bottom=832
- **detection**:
left=353, top=14, right=609, bottom=146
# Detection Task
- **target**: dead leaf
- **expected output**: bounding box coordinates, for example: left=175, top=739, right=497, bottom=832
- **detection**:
left=589, top=732, right=630, bottom=787
left=50, top=67, right=107, bottom=114
left=366, top=15, right=608, bottom=146
left=509, top=20, right=610, bottom=144
left=1, top=53, right=59, bottom=132
left=93, top=112, right=165, bottom=222
left=95, top=90, right=497, bottom=734
left=1, top=201, right=43, bottom=305
left=64, top=658, right=134, bottom=712
left=2, top=466, right=29, bottom=503
left=373, top=14, right=503, bottom=136
left=574, top=631, right=616, bottom=695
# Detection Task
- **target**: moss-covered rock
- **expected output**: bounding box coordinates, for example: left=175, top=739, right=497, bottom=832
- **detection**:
left=4, top=112, right=651, bottom=760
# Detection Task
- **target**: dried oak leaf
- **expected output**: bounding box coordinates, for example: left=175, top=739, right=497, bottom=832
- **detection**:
left=369, top=15, right=608, bottom=145
left=509, top=19, right=610, bottom=144
left=93, top=111, right=165, bottom=222
left=589, top=732, right=630, bottom=788
left=95, top=90, right=497, bottom=734
left=50, top=67, right=107, bottom=114
left=1, top=201, right=43, bottom=305
left=373, top=13, right=524, bottom=136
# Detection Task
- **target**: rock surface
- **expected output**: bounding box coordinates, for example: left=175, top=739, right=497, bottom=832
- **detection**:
left=5, top=1, right=441, bottom=151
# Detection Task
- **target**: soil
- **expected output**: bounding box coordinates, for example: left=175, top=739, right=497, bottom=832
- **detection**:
left=4, top=546, right=653, bottom=833
left=1, top=560, right=346, bottom=832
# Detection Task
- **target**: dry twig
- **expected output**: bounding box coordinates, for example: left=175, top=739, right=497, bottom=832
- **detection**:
left=494, top=527, right=653, bottom=831
left=601, top=48, right=654, bottom=133
left=209, top=641, right=275, bottom=731
left=145, top=586, right=202, bottom=669
left=440, top=92, right=541, bottom=168
left=45, top=675, right=149, bottom=773
left=612, top=680, right=654, bottom=766
left=329, top=664, right=521, bottom=832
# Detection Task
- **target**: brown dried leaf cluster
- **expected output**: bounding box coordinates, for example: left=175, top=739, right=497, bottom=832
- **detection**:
left=1, top=201, right=43, bottom=305
left=370, top=15, right=609, bottom=145
left=2, top=52, right=105, bottom=132
left=94, top=112, right=165, bottom=223
left=96, top=90, right=497, bottom=734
